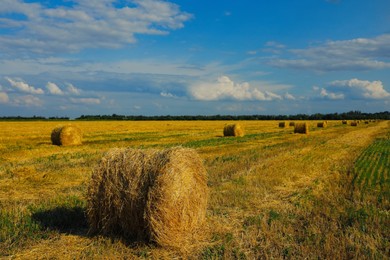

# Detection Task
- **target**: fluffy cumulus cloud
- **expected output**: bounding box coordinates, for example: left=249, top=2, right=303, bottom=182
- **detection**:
left=66, top=84, right=81, bottom=95
left=0, top=92, right=9, bottom=103
left=284, top=92, right=296, bottom=100
left=46, top=82, right=64, bottom=95
left=5, top=77, right=44, bottom=94
left=319, top=88, right=345, bottom=100
left=189, top=76, right=283, bottom=101
left=269, top=34, right=390, bottom=71
left=0, top=0, right=192, bottom=56
left=14, top=95, right=43, bottom=107
left=46, top=82, right=83, bottom=96
left=329, top=78, right=390, bottom=99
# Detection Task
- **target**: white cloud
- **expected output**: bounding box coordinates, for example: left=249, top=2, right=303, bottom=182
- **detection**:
left=330, top=78, right=390, bottom=99
left=265, top=91, right=282, bottom=100
left=66, top=83, right=81, bottom=95
left=269, top=34, right=390, bottom=71
left=248, top=41, right=286, bottom=55
left=0, top=56, right=233, bottom=79
left=314, top=78, right=390, bottom=100
left=284, top=92, right=296, bottom=100
left=14, top=95, right=43, bottom=107
left=189, top=76, right=283, bottom=101
left=46, top=82, right=64, bottom=95
left=0, top=92, right=9, bottom=103
left=320, top=88, right=345, bottom=100
left=5, top=77, right=44, bottom=94
left=0, top=0, right=192, bottom=56
left=70, top=97, right=101, bottom=105
left=160, top=92, right=177, bottom=98
left=265, top=41, right=286, bottom=49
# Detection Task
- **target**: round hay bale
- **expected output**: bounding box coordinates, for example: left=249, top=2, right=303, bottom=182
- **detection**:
left=289, top=122, right=295, bottom=127
left=51, top=125, right=82, bottom=146
left=342, top=120, right=347, bottom=124
left=223, top=123, right=244, bottom=137
left=317, top=121, right=327, bottom=128
left=86, top=147, right=208, bottom=249
left=294, top=122, right=309, bottom=134
left=278, top=122, right=286, bottom=128
left=351, top=121, right=358, bottom=126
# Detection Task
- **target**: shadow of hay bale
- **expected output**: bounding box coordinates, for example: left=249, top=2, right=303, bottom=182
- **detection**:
left=31, top=206, right=88, bottom=235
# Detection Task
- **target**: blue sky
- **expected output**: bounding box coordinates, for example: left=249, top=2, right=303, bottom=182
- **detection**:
left=0, top=0, right=389, bottom=117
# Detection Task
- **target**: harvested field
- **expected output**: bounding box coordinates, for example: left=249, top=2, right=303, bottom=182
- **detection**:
left=0, top=120, right=388, bottom=259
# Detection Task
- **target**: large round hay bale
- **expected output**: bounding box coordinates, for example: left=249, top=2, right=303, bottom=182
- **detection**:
left=294, top=122, right=309, bottom=134
left=351, top=121, right=358, bottom=126
left=317, top=121, right=327, bottom=128
left=86, top=147, right=208, bottom=249
left=342, top=120, right=347, bottom=124
left=223, top=123, right=244, bottom=137
left=51, top=125, right=82, bottom=146
left=289, top=122, right=295, bottom=127
left=279, top=122, right=286, bottom=128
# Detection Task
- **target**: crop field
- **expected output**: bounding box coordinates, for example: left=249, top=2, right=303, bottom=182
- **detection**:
left=0, top=120, right=389, bottom=259
left=352, top=133, right=390, bottom=208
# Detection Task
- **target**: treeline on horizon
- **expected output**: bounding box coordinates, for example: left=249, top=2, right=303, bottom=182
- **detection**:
left=0, top=111, right=389, bottom=121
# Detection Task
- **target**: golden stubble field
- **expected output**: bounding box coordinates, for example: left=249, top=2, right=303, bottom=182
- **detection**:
left=0, top=120, right=389, bottom=259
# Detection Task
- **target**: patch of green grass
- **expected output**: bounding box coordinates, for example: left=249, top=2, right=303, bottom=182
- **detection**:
left=268, top=209, right=281, bottom=226
left=353, top=138, right=390, bottom=198
left=0, top=205, right=49, bottom=256
left=243, top=214, right=263, bottom=229
left=0, top=195, right=87, bottom=256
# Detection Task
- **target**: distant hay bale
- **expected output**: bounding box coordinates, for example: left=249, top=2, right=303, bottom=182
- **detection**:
left=364, top=121, right=369, bottom=124
left=317, top=121, right=327, bottom=128
left=279, top=122, right=286, bottom=128
left=294, top=122, right=309, bottom=134
left=342, top=120, right=347, bottom=124
left=86, top=147, right=208, bottom=249
left=51, top=125, right=82, bottom=146
left=289, top=122, right=295, bottom=127
left=223, top=123, right=244, bottom=137
left=351, top=121, right=358, bottom=126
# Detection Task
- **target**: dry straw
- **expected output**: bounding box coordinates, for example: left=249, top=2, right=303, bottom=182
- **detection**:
left=294, top=122, right=309, bottom=134
left=51, top=125, right=82, bottom=146
left=317, top=121, right=327, bottom=128
left=279, top=122, right=286, bottom=128
left=86, top=147, right=208, bottom=250
left=289, top=122, right=295, bottom=127
left=223, top=123, right=244, bottom=137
